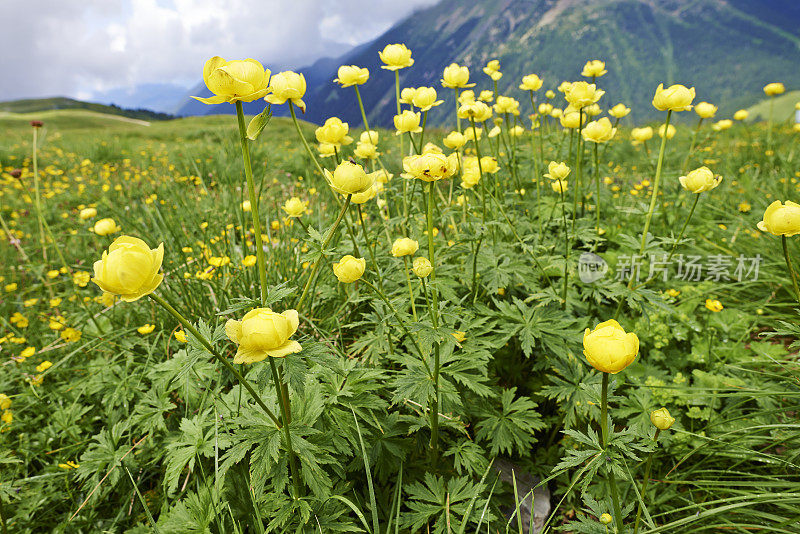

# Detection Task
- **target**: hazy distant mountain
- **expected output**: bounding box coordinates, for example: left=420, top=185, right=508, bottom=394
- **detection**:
left=175, top=0, right=800, bottom=126
left=0, top=97, right=174, bottom=121
left=92, top=83, right=189, bottom=114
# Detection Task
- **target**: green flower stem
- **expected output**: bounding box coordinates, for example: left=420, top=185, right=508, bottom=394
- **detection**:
left=235, top=102, right=269, bottom=305
left=454, top=88, right=461, bottom=132
left=601, top=373, right=624, bottom=534
left=614, top=111, right=674, bottom=319
left=148, top=293, right=280, bottom=427
left=768, top=96, right=775, bottom=150
left=419, top=110, right=428, bottom=148
left=601, top=117, right=621, bottom=160
left=344, top=210, right=361, bottom=257
left=425, top=183, right=442, bottom=458
left=633, top=429, right=661, bottom=534
left=469, top=116, right=487, bottom=304
left=594, top=142, right=601, bottom=234
left=558, top=186, right=570, bottom=309
left=360, top=279, right=428, bottom=373
left=570, top=109, right=585, bottom=234
left=357, top=204, right=384, bottom=290
left=782, top=236, right=800, bottom=304
left=353, top=85, right=390, bottom=174
left=681, top=117, right=703, bottom=174
left=269, top=356, right=302, bottom=499
left=402, top=256, right=418, bottom=320
left=288, top=101, right=325, bottom=178
left=296, top=195, right=352, bottom=311
left=406, top=131, right=420, bottom=155
left=0, top=490, right=8, bottom=534
left=31, top=125, right=47, bottom=261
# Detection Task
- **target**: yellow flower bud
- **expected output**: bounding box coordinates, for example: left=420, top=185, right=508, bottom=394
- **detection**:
left=412, top=257, right=433, bottom=278
left=565, top=81, right=604, bottom=109
left=582, top=117, right=617, bottom=143
left=360, top=130, right=379, bottom=144
left=2, top=411, right=12, bottom=424
left=400, top=87, right=416, bottom=104
left=545, top=89, right=555, bottom=98
left=191, top=56, right=270, bottom=105
left=394, top=110, right=423, bottom=134
left=225, top=308, right=302, bottom=363
left=379, top=43, right=414, bottom=70
left=441, top=63, right=474, bottom=89
left=679, top=166, right=722, bottom=194
left=658, top=123, right=676, bottom=139
left=282, top=197, right=308, bottom=218
left=551, top=180, right=568, bottom=193
left=332, top=255, right=366, bottom=283
left=242, top=200, right=251, bottom=212
left=581, top=60, right=607, bottom=78
left=137, top=324, right=155, bottom=335
left=93, top=218, right=121, bottom=236
left=560, top=108, right=582, bottom=129
left=92, top=236, right=164, bottom=302
left=324, top=161, right=374, bottom=196
left=315, top=117, right=352, bottom=146
left=757, top=200, right=800, bottom=237
left=763, top=82, right=785, bottom=96
left=354, top=142, right=379, bottom=160
left=631, top=126, right=654, bottom=144
left=0, top=394, right=11, bottom=411
left=733, top=109, right=749, bottom=121
left=79, top=207, right=97, bottom=220
left=711, top=119, right=733, bottom=132
left=694, top=101, right=717, bottom=119
left=650, top=407, right=675, bottom=430
left=599, top=513, right=613, bottom=525
left=265, top=71, right=307, bottom=111
left=412, top=87, right=443, bottom=111
left=705, top=298, right=724, bottom=312
left=452, top=331, right=467, bottom=343
left=583, top=320, right=639, bottom=374
left=608, top=103, right=630, bottom=118
left=458, top=101, right=492, bottom=122
left=391, top=237, right=419, bottom=257
left=334, top=65, right=369, bottom=87
left=544, top=161, right=570, bottom=180
left=494, top=96, right=520, bottom=115
left=652, top=83, right=695, bottom=112
left=519, top=74, right=543, bottom=91
left=479, top=156, right=499, bottom=174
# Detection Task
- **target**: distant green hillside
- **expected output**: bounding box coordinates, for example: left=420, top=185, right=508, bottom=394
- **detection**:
left=0, top=97, right=174, bottom=121
left=746, top=91, right=800, bottom=122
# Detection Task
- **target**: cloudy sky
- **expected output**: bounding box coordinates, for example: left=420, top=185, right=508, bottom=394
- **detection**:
left=0, top=0, right=438, bottom=102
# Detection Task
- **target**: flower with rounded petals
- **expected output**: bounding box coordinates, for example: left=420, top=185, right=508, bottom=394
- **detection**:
left=324, top=161, right=374, bottom=196
left=441, top=63, right=474, bottom=88
left=582, top=117, right=617, bottom=143
left=581, top=60, right=607, bottom=78
left=694, top=101, right=717, bottom=119
left=379, top=44, right=414, bottom=70
left=519, top=74, right=543, bottom=91
left=265, top=71, right=307, bottom=111
left=764, top=82, right=785, bottom=96
left=93, top=218, right=120, bottom=236
left=583, top=319, right=639, bottom=374
left=544, top=161, right=570, bottom=180
left=92, top=236, right=164, bottom=302
left=631, top=126, right=654, bottom=144
left=315, top=117, right=352, bottom=146
left=565, top=81, right=604, bottom=109
left=332, top=255, right=366, bottom=283
left=334, top=65, right=369, bottom=87
left=226, top=308, right=302, bottom=363
left=609, top=103, right=631, bottom=118
left=394, top=110, right=423, bottom=134
left=192, top=56, right=271, bottom=105
left=652, top=83, right=695, bottom=112
left=757, top=201, right=800, bottom=237
left=282, top=197, right=309, bottom=217
left=412, top=87, right=444, bottom=111
left=678, top=166, right=722, bottom=193
left=391, top=238, right=419, bottom=257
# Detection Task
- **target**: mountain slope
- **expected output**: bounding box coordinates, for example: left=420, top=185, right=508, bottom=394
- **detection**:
left=0, top=97, right=174, bottom=121
left=176, top=0, right=800, bottom=126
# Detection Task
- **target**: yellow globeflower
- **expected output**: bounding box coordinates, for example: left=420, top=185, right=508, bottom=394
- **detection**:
left=733, top=109, right=749, bottom=121
left=652, top=83, right=695, bottom=112
left=379, top=44, right=414, bottom=70
left=391, top=237, right=419, bottom=257
left=582, top=117, right=617, bottom=143
left=581, top=59, right=607, bottom=78
left=441, top=63, right=474, bottom=89
left=763, top=82, right=785, bottom=96
left=544, top=161, right=570, bottom=180
left=412, top=87, right=444, bottom=111
left=757, top=201, right=800, bottom=237
left=443, top=131, right=467, bottom=149
left=400, top=87, right=416, bottom=104
left=137, top=324, right=156, bottom=335
left=394, top=110, right=423, bottom=134
left=265, top=71, right=307, bottom=111
left=332, top=255, right=366, bottom=283
left=609, top=103, right=631, bottom=118
left=712, top=119, right=733, bottom=132
left=401, top=153, right=458, bottom=181
left=631, top=126, right=653, bottom=144
left=92, top=236, right=164, bottom=302
left=583, top=319, right=639, bottom=374
left=360, top=130, right=379, bottom=144
left=599, top=513, right=613, bottom=525
left=705, top=299, right=724, bottom=312
left=324, top=161, right=374, bottom=196
left=192, top=56, right=271, bottom=105
left=412, top=257, right=432, bottom=278
left=282, top=197, right=309, bottom=217
left=354, top=142, right=379, bottom=160
left=334, top=65, right=369, bottom=87
left=565, top=81, right=604, bottom=109
left=79, top=207, right=97, bottom=220
left=315, top=117, right=353, bottom=146
left=679, top=166, right=722, bottom=193
left=351, top=184, right=378, bottom=204
left=658, top=123, right=676, bottom=139
left=694, top=102, right=718, bottom=119
left=519, top=74, right=543, bottom=91
left=242, top=255, right=257, bottom=267
left=551, top=180, right=568, bottom=193
left=650, top=407, right=676, bottom=430
left=494, top=96, right=520, bottom=115
left=457, top=101, right=493, bottom=122
left=61, top=328, right=81, bottom=343
left=93, top=218, right=121, bottom=236
left=225, top=308, right=302, bottom=363
left=35, top=361, right=52, bottom=373
left=560, top=108, right=582, bottom=129
left=0, top=394, right=10, bottom=411
left=483, top=59, right=502, bottom=81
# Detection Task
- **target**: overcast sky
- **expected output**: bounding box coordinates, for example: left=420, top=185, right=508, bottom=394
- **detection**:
left=0, top=0, right=438, bottom=101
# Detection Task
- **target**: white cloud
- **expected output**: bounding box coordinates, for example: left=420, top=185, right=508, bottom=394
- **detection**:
left=0, top=0, right=438, bottom=101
